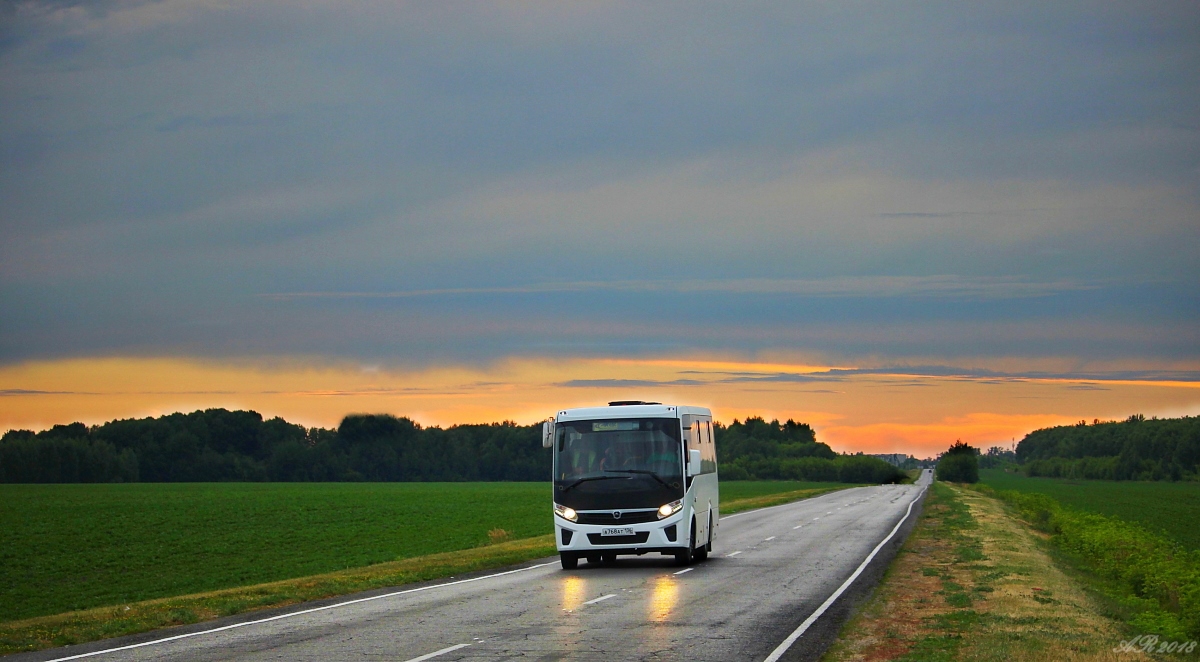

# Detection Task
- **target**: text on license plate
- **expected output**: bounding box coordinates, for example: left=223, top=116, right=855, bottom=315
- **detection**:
left=600, top=527, right=635, bottom=536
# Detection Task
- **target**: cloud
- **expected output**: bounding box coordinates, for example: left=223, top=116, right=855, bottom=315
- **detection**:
left=680, top=365, right=1200, bottom=385
left=0, top=0, right=1197, bottom=368
left=261, top=275, right=1106, bottom=302
left=557, top=379, right=703, bottom=388
left=155, top=113, right=293, bottom=133
left=822, top=366, right=1200, bottom=383
left=717, top=373, right=841, bottom=384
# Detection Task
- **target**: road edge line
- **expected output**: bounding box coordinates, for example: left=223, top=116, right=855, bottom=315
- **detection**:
left=761, top=481, right=930, bottom=662
left=41, top=562, right=555, bottom=662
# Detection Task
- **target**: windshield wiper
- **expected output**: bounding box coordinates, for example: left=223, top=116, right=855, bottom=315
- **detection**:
left=606, top=469, right=675, bottom=490
left=559, top=475, right=627, bottom=493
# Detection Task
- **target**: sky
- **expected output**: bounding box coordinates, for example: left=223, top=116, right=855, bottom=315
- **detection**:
left=1, top=1, right=1198, bottom=457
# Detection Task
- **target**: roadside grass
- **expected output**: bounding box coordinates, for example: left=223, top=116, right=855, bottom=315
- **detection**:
left=972, top=483, right=1200, bottom=642
left=0, top=534, right=558, bottom=656
left=823, top=482, right=1141, bottom=662
left=979, top=469, right=1200, bottom=551
left=1, top=479, right=861, bottom=655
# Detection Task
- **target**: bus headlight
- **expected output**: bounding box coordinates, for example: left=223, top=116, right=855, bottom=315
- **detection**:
left=554, top=503, right=578, bottom=522
left=657, top=500, right=683, bottom=519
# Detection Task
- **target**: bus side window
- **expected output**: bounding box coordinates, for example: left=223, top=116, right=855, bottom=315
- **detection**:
left=701, top=420, right=716, bottom=473
left=686, top=424, right=701, bottom=467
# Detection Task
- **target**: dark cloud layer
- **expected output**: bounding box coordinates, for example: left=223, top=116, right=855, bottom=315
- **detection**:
left=1, top=1, right=1197, bottom=370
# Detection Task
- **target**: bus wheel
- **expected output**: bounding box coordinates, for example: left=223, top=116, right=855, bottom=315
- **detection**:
left=675, top=518, right=697, bottom=565
left=692, top=516, right=710, bottom=561
left=706, top=513, right=714, bottom=553
left=560, top=553, right=578, bottom=570
left=674, top=546, right=693, bottom=566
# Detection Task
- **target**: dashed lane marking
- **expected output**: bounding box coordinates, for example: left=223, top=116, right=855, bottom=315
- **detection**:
left=583, top=594, right=616, bottom=605
left=403, top=643, right=472, bottom=662
left=726, top=550, right=743, bottom=557
left=674, top=568, right=694, bottom=575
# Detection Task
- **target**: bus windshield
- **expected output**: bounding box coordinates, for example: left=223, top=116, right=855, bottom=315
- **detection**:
left=553, top=418, right=683, bottom=509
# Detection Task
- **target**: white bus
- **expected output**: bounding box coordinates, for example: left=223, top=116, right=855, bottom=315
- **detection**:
left=542, top=402, right=719, bottom=569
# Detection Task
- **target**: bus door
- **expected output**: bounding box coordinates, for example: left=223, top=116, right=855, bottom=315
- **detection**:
left=684, top=415, right=711, bottom=546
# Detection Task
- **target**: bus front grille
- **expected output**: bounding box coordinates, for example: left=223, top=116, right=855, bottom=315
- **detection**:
left=577, top=511, right=658, bottom=525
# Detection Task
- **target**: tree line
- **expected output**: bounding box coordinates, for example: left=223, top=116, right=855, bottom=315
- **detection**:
left=1016, top=415, right=1200, bottom=481
left=715, top=417, right=906, bottom=483
left=0, top=409, right=905, bottom=484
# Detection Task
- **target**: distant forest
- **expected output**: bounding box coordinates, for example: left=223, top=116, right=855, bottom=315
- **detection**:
left=1016, top=415, right=1200, bottom=481
left=0, top=409, right=905, bottom=484
left=714, top=417, right=904, bottom=483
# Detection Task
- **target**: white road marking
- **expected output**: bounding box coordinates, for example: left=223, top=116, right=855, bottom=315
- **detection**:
left=813, top=517, right=820, bottom=520
left=40, top=562, right=557, bottom=662
left=764, top=536, right=776, bottom=541
left=583, top=594, right=616, bottom=605
left=793, top=525, right=803, bottom=529
left=762, top=483, right=930, bottom=662
left=720, top=486, right=862, bottom=522
left=726, top=550, right=743, bottom=557
left=403, top=643, right=471, bottom=662
left=673, top=568, right=694, bottom=575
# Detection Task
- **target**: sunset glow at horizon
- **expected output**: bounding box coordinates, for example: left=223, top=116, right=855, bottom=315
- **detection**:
left=3, top=356, right=1197, bottom=458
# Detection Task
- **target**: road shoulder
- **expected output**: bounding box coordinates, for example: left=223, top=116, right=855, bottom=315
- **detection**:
left=821, top=482, right=1144, bottom=661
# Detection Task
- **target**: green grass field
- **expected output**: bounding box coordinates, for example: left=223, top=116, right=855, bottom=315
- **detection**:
left=1, top=479, right=844, bottom=623
left=720, top=480, right=852, bottom=502
left=0, top=482, right=553, bottom=622
left=979, top=468, right=1200, bottom=551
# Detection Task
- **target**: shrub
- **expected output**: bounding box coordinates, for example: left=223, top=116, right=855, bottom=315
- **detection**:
left=936, top=441, right=979, bottom=483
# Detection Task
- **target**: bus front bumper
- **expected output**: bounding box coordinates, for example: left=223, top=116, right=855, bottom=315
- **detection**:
left=554, top=513, right=687, bottom=556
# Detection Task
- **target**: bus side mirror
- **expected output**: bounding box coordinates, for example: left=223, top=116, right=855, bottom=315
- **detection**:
left=542, top=420, right=554, bottom=448
left=687, top=449, right=701, bottom=476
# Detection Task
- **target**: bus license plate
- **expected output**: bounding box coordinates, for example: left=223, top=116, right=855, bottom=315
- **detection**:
left=600, top=527, right=634, bottom=536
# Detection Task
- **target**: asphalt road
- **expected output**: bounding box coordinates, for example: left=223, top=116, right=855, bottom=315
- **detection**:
left=26, top=470, right=931, bottom=662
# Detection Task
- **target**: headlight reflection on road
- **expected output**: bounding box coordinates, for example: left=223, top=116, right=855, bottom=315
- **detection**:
left=648, top=576, right=679, bottom=623
left=561, top=575, right=587, bottom=612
